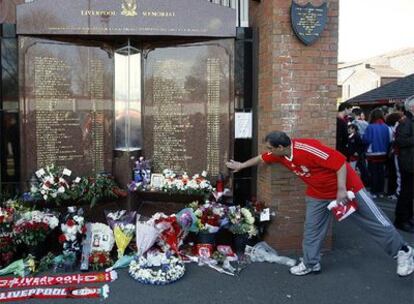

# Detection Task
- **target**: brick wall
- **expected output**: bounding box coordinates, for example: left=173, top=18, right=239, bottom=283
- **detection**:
left=250, top=0, right=339, bottom=253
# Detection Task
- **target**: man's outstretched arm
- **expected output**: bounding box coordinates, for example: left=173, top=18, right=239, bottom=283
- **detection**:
left=226, top=155, right=264, bottom=173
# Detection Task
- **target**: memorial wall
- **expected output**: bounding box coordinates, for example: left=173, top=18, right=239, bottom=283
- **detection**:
left=13, top=0, right=236, bottom=185
left=19, top=37, right=234, bottom=182
left=143, top=40, right=233, bottom=176
left=19, top=37, right=114, bottom=181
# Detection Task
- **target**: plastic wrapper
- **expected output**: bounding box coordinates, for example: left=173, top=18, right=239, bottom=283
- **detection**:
left=0, top=257, right=36, bottom=277
left=135, top=221, right=159, bottom=256
left=154, top=215, right=184, bottom=254
left=105, top=210, right=136, bottom=229
left=106, top=255, right=134, bottom=272
left=114, top=225, right=135, bottom=258
left=176, top=208, right=198, bottom=232
left=327, top=191, right=357, bottom=221
left=245, top=241, right=296, bottom=266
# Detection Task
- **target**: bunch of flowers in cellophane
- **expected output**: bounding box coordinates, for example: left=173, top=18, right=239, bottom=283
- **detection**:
left=105, top=210, right=137, bottom=259
left=70, top=173, right=127, bottom=208
left=135, top=212, right=193, bottom=256
left=130, top=213, right=190, bottom=285
left=0, top=255, right=36, bottom=277
left=227, top=206, right=257, bottom=238
left=135, top=218, right=160, bottom=257
left=245, top=198, right=273, bottom=237
left=28, top=164, right=72, bottom=205
left=161, top=169, right=213, bottom=196
left=188, top=201, right=227, bottom=233
left=151, top=213, right=185, bottom=254
left=13, top=210, right=59, bottom=247
left=0, top=205, right=16, bottom=267
left=58, top=207, right=86, bottom=261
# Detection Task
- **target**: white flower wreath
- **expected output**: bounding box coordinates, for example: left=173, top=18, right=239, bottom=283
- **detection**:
left=129, top=252, right=185, bottom=285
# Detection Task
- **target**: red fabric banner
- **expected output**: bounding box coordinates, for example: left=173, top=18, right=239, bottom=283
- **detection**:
left=0, top=271, right=117, bottom=289
left=0, top=284, right=109, bottom=302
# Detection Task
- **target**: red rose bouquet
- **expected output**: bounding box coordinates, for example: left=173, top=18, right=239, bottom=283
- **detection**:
left=88, top=251, right=113, bottom=271
left=13, top=211, right=59, bottom=247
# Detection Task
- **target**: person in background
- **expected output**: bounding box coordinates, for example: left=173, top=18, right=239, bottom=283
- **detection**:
left=351, top=107, right=369, bottom=186
left=394, top=97, right=414, bottom=233
left=352, top=108, right=368, bottom=137
left=346, top=124, right=364, bottom=171
left=385, top=110, right=403, bottom=200
left=363, top=108, right=391, bottom=198
left=226, top=131, right=413, bottom=277
left=336, top=103, right=352, bottom=157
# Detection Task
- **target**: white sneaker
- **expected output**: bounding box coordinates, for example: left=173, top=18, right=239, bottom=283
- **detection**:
left=289, top=261, right=321, bottom=276
left=396, top=246, right=414, bottom=277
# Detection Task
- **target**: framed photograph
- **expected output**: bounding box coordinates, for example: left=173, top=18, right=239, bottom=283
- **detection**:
left=150, top=173, right=165, bottom=189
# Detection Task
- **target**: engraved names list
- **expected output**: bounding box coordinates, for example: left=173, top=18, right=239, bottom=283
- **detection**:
left=21, top=39, right=113, bottom=180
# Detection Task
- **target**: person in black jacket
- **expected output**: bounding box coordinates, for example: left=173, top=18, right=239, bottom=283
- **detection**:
left=394, top=97, right=414, bottom=233
left=347, top=123, right=364, bottom=171
left=336, top=103, right=352, bottom=157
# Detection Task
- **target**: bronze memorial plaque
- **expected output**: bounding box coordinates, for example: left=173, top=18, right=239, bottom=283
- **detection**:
left=19, top=37, right=114, bottom=182
left=143, top=40, right=233, bottom=177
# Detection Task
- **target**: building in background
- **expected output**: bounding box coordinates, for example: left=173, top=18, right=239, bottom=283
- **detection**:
left=345, top=73, right=414, bottom=110
left=338, top=48, right=414, bottom=102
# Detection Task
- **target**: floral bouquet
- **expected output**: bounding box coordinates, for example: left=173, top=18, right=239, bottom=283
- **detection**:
left=28, top=164, right=72, bottom=205
left=13, top=210, right=59, bottom=247
left=70, top=173, right=127, bottom=208
left=190, top=201, right=227, bottom=234
left=105, top=210, right=136, bottom=230
left=152, top=213, right=184, bottom=254
left=161, top=169, right=213, bottom=197
left=88, top=251, right=113, bottom=271
left=105, top=210, right=136, bottom=258
left=0, top=206, right=14, bottom=232
left=114, top=223, right=135, bottom=259
left=227, top=206, right=257, bottom=238
left=58, top=207, right=86, bottom=257
left=0, top=256, right=36, bottom=277
left=245, top=198, right=273, bottom=237
left=0, top=235, right=15, bottom=267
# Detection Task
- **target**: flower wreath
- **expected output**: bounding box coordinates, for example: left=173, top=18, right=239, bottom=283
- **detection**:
left=129, top=252, right=185, bottom=285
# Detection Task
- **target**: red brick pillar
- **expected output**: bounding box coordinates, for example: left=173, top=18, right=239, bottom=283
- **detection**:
left=250, top=0, right=339, bottom=253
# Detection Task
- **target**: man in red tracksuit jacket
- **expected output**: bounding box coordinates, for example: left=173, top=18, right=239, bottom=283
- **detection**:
left=226, top=131, right=413, bottom=276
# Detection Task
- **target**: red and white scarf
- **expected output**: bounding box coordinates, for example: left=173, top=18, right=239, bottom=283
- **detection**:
left=0, top=284, right=109, bottom=302
left=0, top=271, right=117, bottom=289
